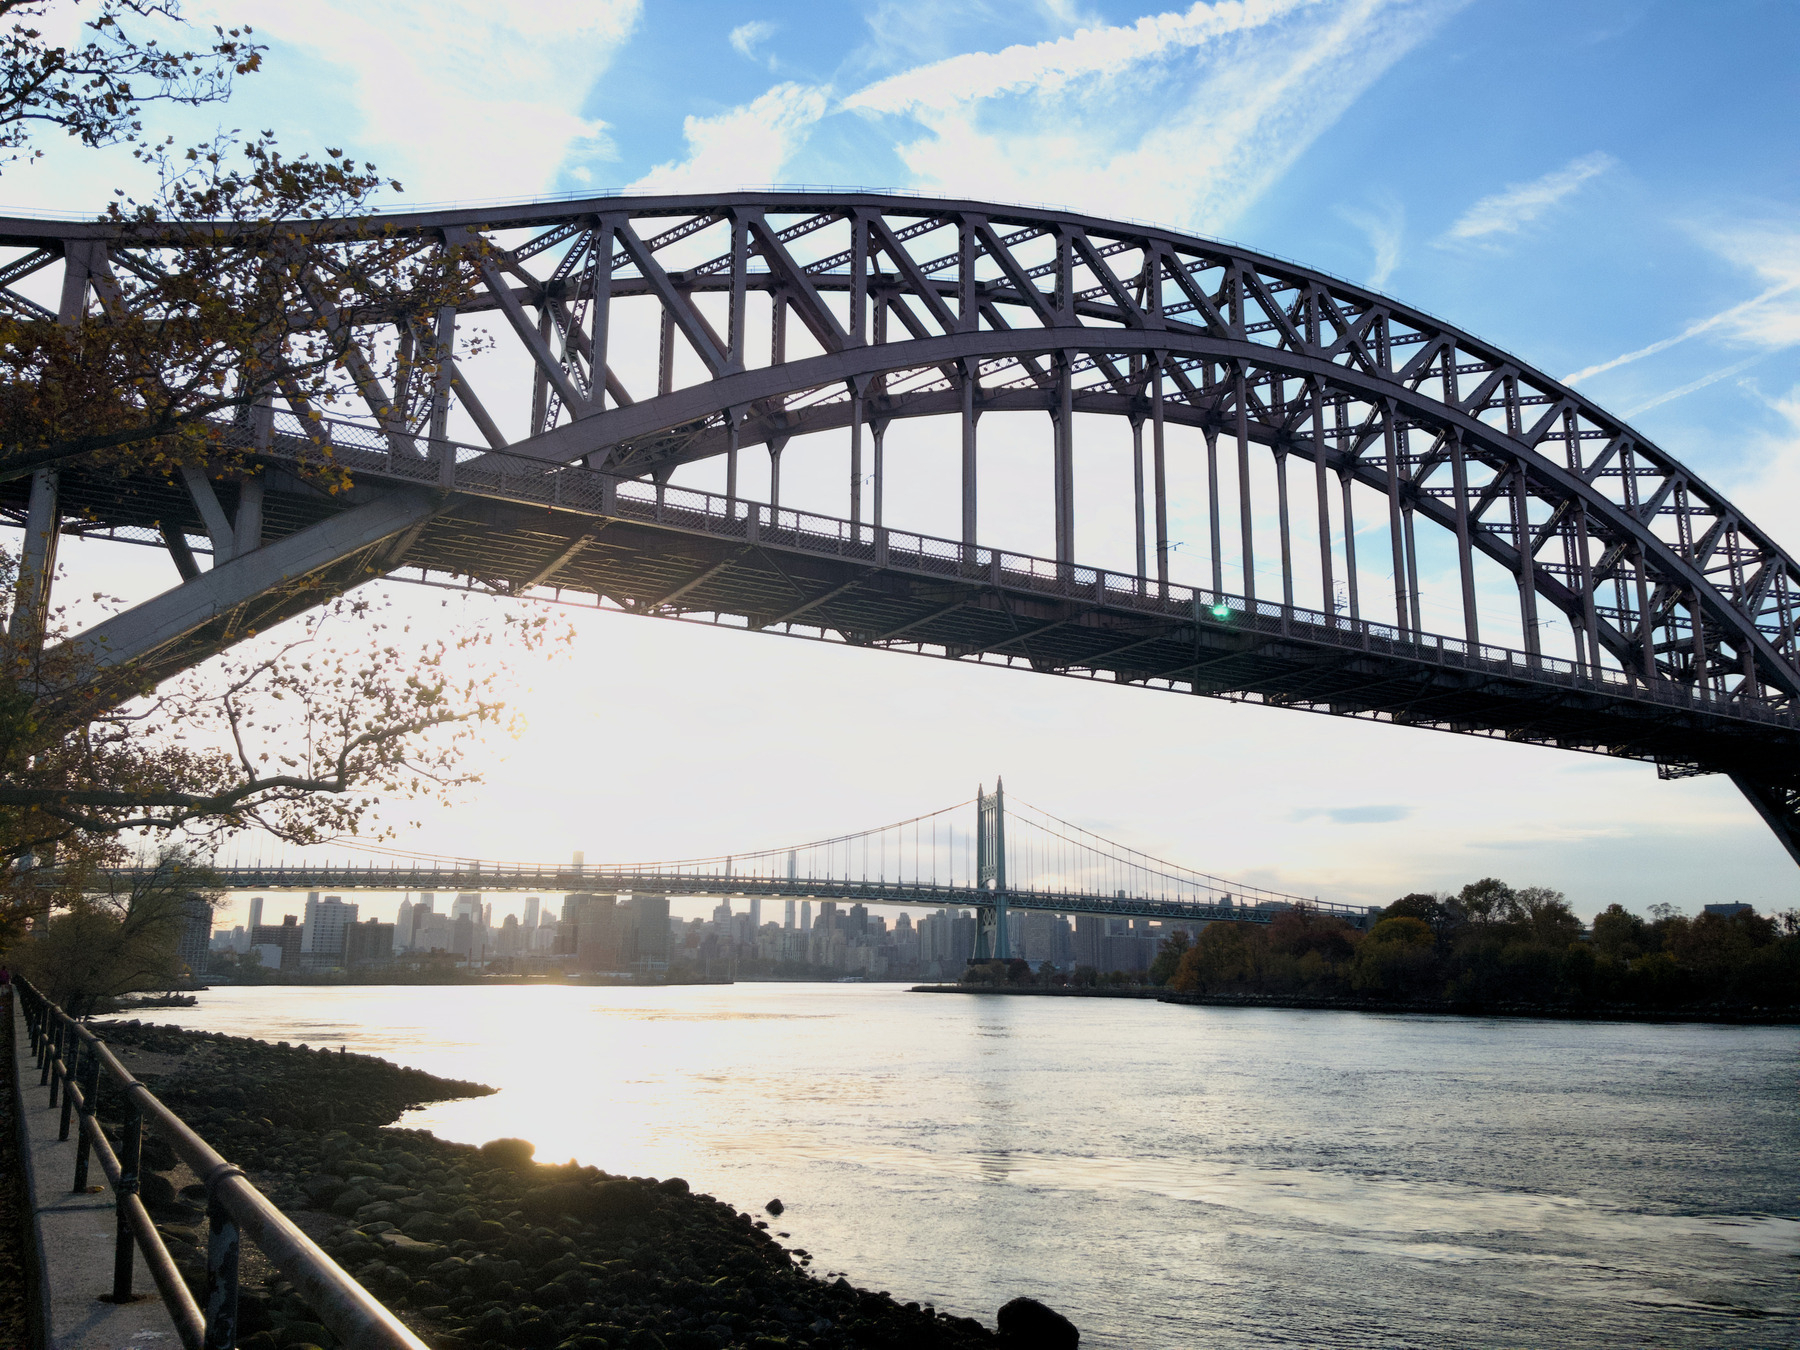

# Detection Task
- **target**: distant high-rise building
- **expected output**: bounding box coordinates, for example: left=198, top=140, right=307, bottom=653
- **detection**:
left=345, top=919, right=396, bottom=966
left=847, top=903, right=867, bottom=938
left=452, top=893, right=482, bottom=922
left=800, top=900, right=812, bottom=932
left=176, top=893, right=212, bottom=976
left=301, top=895, right=358, bottom=961
left=451, top=914, right=477, bottom=962
left=482, top=901, right=493, bottom=928
left=251, top=915, right=303, bottom=970
left=711, top=900, right=733, bottom=932
left=951, top=909, right=978, bottom=962
left=498, top=913, right=521, bottom=954
left=784, top=899, right=796, bottom=930
left=395, top=898, right=414, bottom=951
left=1073, top=915, right=1104, bottom=969
left=416, top=911, right=450, bottom=953
left=748, top=897, right=762, bottom=931
left=819, top=901, right=837, bottom=933
left=569, top=894, right=623, bottom=971
left=415, top=892, right=436, bottom=916
left=524, top=895, right=541, bottom=930
left=631, top=895, right=671, bottom=967
left=246, top=896, right=264, bottom=933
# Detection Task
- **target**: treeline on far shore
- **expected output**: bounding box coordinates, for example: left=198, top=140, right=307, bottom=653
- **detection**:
left=963, top=880, right=1800, bottom=1012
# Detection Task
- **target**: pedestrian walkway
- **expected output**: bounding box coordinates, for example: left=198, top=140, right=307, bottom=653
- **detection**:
left=10, top=990, right=179, bottom=1350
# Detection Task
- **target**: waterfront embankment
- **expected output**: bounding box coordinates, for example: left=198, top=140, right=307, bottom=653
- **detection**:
left=80, top=1018, right=1055, bottom=1350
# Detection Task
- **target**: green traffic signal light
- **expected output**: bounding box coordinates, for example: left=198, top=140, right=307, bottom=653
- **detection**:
left=1209, top=603, right=1232, bottom=620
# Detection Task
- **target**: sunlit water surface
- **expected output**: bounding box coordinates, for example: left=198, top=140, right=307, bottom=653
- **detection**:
left=152, top=985, right=1797, bottom=1349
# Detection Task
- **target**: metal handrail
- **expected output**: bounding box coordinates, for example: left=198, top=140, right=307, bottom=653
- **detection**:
left=10, top=977, right=427, bottom=1350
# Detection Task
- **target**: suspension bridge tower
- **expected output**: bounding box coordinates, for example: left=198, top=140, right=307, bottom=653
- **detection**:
left=973, top=780, right=1010, bottom=961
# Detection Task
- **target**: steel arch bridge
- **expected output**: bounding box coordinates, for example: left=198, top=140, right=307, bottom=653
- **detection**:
left=4, top=192, right=1799, bottom=860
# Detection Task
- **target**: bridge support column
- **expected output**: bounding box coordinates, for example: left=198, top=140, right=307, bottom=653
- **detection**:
left=974, top=780, right=1009, bottom=961
left=961, top=366, right=979, bottom=562
left=1235, top=368, right=1255, bottom=606
left=1131, top=413, right=1146, bottom=586
left=1053, top=356, right=1074, bottom=567
left=10, top=467, right=60, bottom=649
left=1155, top=362, right=1173, bottom=598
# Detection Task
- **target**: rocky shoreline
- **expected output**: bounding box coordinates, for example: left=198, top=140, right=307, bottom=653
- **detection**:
left=91, top=1020, right=1079, bottom=1350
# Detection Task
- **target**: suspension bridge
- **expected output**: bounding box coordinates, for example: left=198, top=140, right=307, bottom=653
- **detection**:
left=8, top=192, right=1799, bottom=862
left=169, top=782, right=1377, bottom=958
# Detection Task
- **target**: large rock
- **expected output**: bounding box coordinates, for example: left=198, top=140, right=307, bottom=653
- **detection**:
left=477, top=1137, right=536, bottom=1169
left=377, top=1231, right=446, bottom=1265
left=329, top=1186, right=372, bottom=1217
left=997, top=1296, right=1080, bottom=1348
left=400, top=1211, right=449, bottom=1240
left=138, top=1172, right=178, bottom=1211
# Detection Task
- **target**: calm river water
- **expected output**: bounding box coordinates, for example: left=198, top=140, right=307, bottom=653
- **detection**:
left=152, top=985, right=1797, bottom=1349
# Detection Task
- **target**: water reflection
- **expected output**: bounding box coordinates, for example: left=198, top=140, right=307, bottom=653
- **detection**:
left=150, top=985, right=1800, bottom=1349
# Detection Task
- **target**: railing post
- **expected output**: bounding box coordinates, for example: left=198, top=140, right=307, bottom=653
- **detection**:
left=113, top=1104, right=143, bottom=1303
left=72, top=1046, right=101, bottom=1190
left=203, top=1174, right=242, bottom=1349
left=59, top=1037, right=84, bottom=1139
left=46, top=1018, right=65, bottom=1096
left=39, top=1014, right=56, bottom=1083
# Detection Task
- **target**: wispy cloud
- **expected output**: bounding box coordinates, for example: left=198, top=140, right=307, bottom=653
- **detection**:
left=628, top=83, right=830, bottom=192
left=1620, top=353, right=1769, bottom=417
left=840, top=0, right=1459, bottom=235
left=1337, top=197, right=1404, bottom=288
left=1293, top=804, right=1413, bottom=825
left=1446, top=151, right=1614, bottom=241
left=730, top=19, right=777, bottom=62
left=1564, top=223, right=1800, bottom=385
left=187, top=0, right=641, bottom=201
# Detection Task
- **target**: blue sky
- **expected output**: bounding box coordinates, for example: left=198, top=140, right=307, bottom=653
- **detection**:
left=12, top=0, right=1800, bottom=921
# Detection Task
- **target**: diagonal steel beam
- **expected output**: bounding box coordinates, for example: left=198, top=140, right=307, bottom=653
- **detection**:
left=60, top=488, right=437, bottom=674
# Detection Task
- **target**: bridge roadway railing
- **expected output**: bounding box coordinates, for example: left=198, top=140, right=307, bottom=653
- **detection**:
left=131, top=863, right=1371, bottom=927
left=219, top=409, right=1798, bottom=736
left=11, top=976, right=427, bottom=1350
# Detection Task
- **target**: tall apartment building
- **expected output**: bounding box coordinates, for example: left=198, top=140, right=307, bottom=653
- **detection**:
left=176, top=894, right=213, bottom=978
left=300, top=894, right=359, bottom=963
left=246, top=896, right=265, bottom=933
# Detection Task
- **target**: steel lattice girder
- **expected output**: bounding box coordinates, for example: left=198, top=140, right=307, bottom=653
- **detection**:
left=7, top=192, right=1800, bottom=860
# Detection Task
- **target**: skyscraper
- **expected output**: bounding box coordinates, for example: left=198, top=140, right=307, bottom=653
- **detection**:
left=300, top=895, right=359, bottom=961
left=800, top=900, right=812, bottom=932
left=524, top=895, right=540, bottom=930
left=395, top=898, right=414, bottom=952
left=246, top=896, right=264, bottom=933
left=748, top=897, right=762, bottom=931
left=784, top=899, right=796, bottom=930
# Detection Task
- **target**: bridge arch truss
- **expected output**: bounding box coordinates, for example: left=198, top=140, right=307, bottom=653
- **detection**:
left=5, top=192, right=1799, bottom=859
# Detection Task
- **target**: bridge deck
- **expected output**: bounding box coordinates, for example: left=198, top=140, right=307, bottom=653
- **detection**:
left=15, top=422, right=1799, bottom=789
left=155, top=865, right=1365, bottom=927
